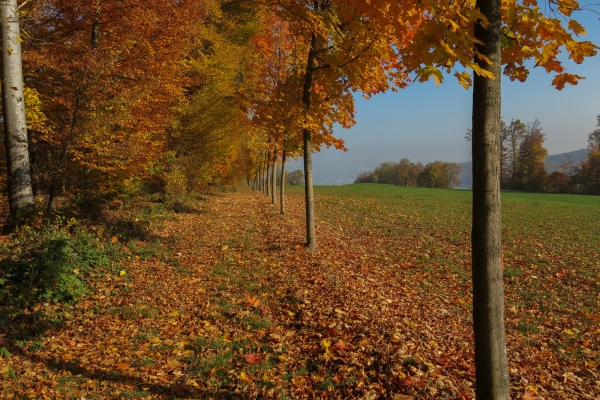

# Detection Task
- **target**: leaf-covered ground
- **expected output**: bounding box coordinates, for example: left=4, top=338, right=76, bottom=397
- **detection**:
left=1, top=186, right=599, bottom=399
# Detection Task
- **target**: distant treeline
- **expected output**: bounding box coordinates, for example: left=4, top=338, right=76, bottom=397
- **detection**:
left=466, top=117, right=600, bottom=194
left=357, top=116, right=600, bottom=194
left=355, top=159, right=462, bottom=188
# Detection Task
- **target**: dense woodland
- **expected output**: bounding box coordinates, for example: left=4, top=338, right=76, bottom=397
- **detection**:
left=0, top=0, right=598, bottom=398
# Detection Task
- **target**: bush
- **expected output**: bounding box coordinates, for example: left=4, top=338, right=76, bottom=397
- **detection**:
left=165, top=168, right=190, bottom=212
left=0, top=219, right=120, bottom=309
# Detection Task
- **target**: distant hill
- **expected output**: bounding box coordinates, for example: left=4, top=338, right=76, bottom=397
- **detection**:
left=457, top=148, right=588, bottom=188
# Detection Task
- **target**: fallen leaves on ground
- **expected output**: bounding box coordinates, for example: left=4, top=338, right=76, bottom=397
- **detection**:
left=0, top=188, right=598, bottom=399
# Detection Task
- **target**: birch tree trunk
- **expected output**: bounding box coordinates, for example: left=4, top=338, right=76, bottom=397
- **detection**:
left=1, top=0, right=34, bottom=218
left=471, top=0, right=510, bottom=395
left=280, top=148, right=286, bottom=215
left=271, top=148, right=277, bottom=204
left=302, top=33, right=317, bottom=250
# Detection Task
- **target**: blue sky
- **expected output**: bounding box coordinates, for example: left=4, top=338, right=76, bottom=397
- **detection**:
left=288, top=9, right=600, bottom=184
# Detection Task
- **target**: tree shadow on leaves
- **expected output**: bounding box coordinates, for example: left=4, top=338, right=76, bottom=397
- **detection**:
left=1, top=343, right=245, bottom=399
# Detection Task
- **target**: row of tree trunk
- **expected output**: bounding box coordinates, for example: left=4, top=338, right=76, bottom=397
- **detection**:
left=251, top=0, right=509, bottom=394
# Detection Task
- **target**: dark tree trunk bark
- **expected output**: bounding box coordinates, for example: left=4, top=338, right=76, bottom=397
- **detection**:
left=302, top=33, right=317, bottom=250
left=91, top=1, right=101, bottom=49
left=271, top=148, right=277, bottom=204
left=47, top=100, right=79, bottom=213
left=471, top=0, right=510, bottom=395
left=280, top=148, right=286, bottom=215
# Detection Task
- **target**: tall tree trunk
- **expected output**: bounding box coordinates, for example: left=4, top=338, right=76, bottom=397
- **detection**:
left=263, top=164, right=267, bottom=194
left=280, top=148, right=286, bottom=215
left=266, top=148, right=271, bottom=196
left=47, top=100, right=79, bottom=213
left=302, top=33, right=318, bottom=250
left=271, top=148, right=277, bottom=204
left=91, top=1, right=101, bottom=49
left=471, top=0, right=510, bottom=395
left=1, top=0, right=34, bottom=219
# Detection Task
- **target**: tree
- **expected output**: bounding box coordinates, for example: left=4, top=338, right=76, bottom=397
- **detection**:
left=588, top=115, right=600, bottom=150
left=2, top=0, right=34, bottom=219
left=503, top=119, right=526, bottom=187
left=354, top=171, right=376, bottom=184
left=416, top=161, right=461, bottom=188
left=374, top=162, right=397, bottom=184
left=395, top=158, right=419, bottom=187
left=274, top=0, right=416, bottom=250
left=470, top=0, right=510, bottom=396
left=511, top=121, right=548, bottom=191
left=286, top=169, right=304, bottom=186
left=19, top=0, right=211, bottom=211
left=547, top=171, right=571, bottom=193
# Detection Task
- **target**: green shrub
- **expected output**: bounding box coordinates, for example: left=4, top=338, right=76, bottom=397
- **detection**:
left=0, top=220, right=120, bottom=309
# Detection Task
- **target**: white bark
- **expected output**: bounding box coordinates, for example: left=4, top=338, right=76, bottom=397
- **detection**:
left=1, top=0, right=33, bottom=215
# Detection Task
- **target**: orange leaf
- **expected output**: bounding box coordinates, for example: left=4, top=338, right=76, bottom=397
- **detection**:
left=401, top=376, right=415, bottom=386
left=246, top=295, right=260, bottom=307
left=244, top=353, right=263, bottom=364
left=111, top=236, right=118, bottom=243
left=115, top=363, right=130, bottom=371
left=552, top=73, right=584, bottom=90
left=334, top=340, right=348, bottom=350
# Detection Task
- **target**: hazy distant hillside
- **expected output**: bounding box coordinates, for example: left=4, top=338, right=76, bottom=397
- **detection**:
left=544, top=148, right=589, bottom=172
left=458, top=148, right=588, bottom=188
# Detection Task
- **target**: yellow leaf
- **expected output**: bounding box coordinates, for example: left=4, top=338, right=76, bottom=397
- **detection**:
left=568, top=20, right=586, bottom=36
left=186, top=379, right=199, bottom=387
left=7, top=48, right=12, bottom=55
left=322, top=339, right=332, bottom=356
left=238, top=371, right=252, bottom=383
left=439, top=40, right=456, bottom=57
left=563, top=328, right=575, bottom=335
left=119, top=270, right=126, bottom=276
left=222, top=245, right=229, bottom=251
left=471, top=64, right=496, bottom=79
left=556, top=0, right=579, bottom=16
left=454, top=71, right=472, bottom=89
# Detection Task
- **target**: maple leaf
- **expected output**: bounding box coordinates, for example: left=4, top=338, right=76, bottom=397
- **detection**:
left=551, top=73, right=584, bottom=90
left=454, top=71, right=472, bottom=89
left=246, top=294, right=260, bottom=307
left=567, top=20, right=586, bottom=36
left=243, top=353, right=263, bottom=364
